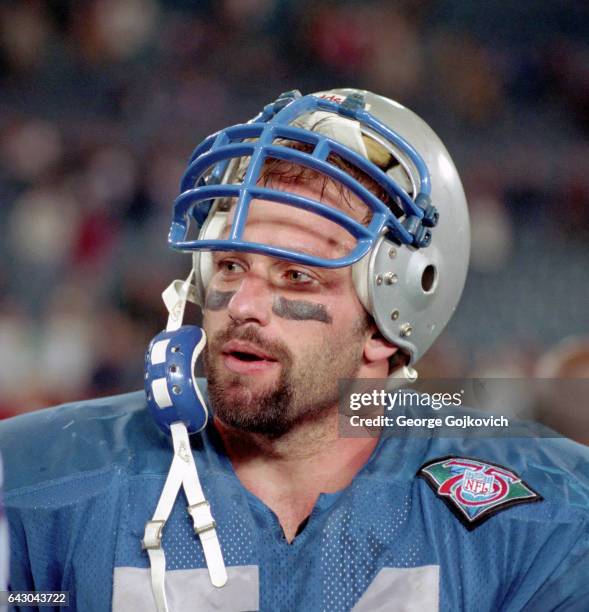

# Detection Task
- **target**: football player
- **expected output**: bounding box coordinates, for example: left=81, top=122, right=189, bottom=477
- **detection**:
left=1, top=90, right=588, bottom=611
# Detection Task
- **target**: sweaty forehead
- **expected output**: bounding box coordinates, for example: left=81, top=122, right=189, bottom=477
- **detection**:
left=220, top=179, right=365, bottom=260
left=221, top=202, right=354, bottom=260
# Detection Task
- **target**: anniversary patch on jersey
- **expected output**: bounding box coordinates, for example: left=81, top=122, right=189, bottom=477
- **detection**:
left=418, top=456, right=542, bottom=530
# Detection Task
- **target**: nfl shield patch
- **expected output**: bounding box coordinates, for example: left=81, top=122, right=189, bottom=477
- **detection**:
left=418, top=456, right=542, bottom=530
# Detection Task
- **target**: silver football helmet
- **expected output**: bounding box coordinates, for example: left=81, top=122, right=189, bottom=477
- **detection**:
left=170, top=88, right=470, bottom=374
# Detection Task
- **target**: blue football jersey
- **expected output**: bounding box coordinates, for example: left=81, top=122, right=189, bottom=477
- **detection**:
left=0, top=385, right=588, bottom=611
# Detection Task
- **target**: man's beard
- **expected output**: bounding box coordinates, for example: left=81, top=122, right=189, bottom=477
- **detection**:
left=203, top=320, right=366, bottom=438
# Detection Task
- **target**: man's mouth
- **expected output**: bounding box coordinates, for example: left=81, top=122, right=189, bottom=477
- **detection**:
left=220, top=340, right=279, bottom=374
left=222, top=340, right=277, bottom=361
left=228, top=351, right=266, bottom=362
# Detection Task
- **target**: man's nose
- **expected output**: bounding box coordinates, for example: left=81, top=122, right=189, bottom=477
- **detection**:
left=227, top=275, right=272, bottom=326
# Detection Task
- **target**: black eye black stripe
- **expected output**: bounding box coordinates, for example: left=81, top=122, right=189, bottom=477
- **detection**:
left=205, top=290, right=235, bottom=310
left=272, top=296, right=332, bottom=323
left=204, top=289, right=332, bottom=324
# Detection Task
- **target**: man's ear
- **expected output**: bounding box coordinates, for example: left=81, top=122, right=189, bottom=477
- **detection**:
left=364, top=326, right=398, bottom=364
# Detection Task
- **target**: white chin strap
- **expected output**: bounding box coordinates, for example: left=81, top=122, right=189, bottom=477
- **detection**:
left=143, top=272, right=228, bottom=612
left=161, top=272, right=200, bottom=332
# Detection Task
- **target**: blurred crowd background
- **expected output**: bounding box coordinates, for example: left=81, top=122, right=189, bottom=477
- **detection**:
left=0, top=1, right=588, bottom=438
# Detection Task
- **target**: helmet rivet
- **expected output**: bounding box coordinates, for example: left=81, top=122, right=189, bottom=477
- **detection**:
left=375, top=274, right=383, bottom=286
left=400, top=323, right=413, bottom=337
left=391, top=310, right=399, bottom=321
left=388, top=248, right=397, bottom=259
left=384, top=272, right=398, bottom=285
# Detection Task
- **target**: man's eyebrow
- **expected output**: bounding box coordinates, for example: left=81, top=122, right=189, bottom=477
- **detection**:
left=212, top=250, right=347, bottom=275
left=211, top=249, right=247, bottom=262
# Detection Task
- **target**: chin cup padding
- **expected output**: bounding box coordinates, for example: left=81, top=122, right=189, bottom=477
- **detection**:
left=144, top=325, right=208, bottom=435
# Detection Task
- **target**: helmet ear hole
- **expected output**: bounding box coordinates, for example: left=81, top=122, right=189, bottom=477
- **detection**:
left=421, top=264, right=437, bottom=293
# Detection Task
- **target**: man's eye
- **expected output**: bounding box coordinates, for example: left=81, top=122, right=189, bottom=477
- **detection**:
left=219, top=260, right=245, bottom=274
left=285, top=269, right=314, bottom=284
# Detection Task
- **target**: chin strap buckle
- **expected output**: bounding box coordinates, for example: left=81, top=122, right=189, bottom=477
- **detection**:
left=188, top=501, right=216, bottom=534
left=142, top=520, right=165, bottom=550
